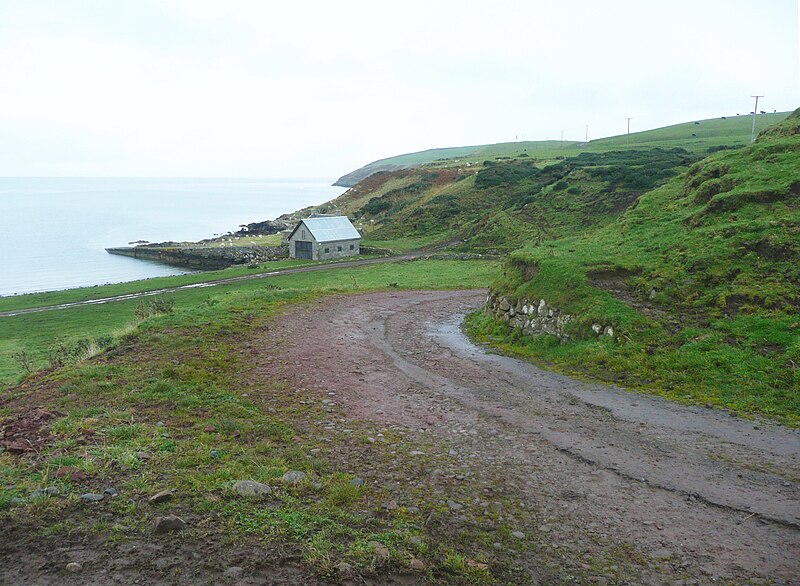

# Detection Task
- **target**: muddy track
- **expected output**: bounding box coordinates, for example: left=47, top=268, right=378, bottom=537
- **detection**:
left=262, top=289, right=800, bottom=584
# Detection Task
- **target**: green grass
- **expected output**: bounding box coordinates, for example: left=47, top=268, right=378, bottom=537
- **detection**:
left=0, top=259, right=498, bottom=388
left=361, top=234, right=446, bottom=253
left=179, top=233, right=284, bottom=248
left=0, top=258, right=508, bottom=583
left=0, top=259, right=316, bottom=313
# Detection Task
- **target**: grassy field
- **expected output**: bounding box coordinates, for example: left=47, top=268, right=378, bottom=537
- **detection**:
left=0, top=258, right=505, bottom=582
left=196, top=233, right=283, bottom=248
left=0, top=259, right=317, bottom=314
left=0, top=260, right=498, bottom=389
left=469, top=110, right=800, bottom=424
left=336, top=112, right=790, bottom=185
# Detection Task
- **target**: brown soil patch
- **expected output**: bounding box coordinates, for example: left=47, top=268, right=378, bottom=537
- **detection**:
left=0, top=409, right=57, bottom=454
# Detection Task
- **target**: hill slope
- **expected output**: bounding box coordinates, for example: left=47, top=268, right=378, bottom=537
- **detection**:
left=319, top=108, right=800, bottom=422
left=335, top=112, right=790, bottom=186
left=471, top=108, right=800, bottom=423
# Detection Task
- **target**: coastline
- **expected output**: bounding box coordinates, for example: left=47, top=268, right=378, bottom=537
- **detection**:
left=0, top=177, right=345, bottom=297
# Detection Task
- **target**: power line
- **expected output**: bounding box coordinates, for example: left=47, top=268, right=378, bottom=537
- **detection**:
left=750, top=95, right=764, bottom=143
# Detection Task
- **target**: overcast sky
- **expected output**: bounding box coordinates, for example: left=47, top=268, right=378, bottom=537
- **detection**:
left=0, top=0, right=797, bottom=178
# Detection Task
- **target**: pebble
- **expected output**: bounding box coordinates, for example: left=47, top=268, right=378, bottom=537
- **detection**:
left=350, top=477, right=365, bottom=487
left=282, top=470, right=306, bottom=484
left=204, top=424, right=216, bottom=433
left=66, top=562, right=83, bottom=573
left=222, top=566, right=244, bottom=579
left=148, top=489, right=174, bottom=504
left=410, top=557, right=426, bottom=571
left=336, top=562, right=354, bottom=577
left=409, top=450, right=426, bottom=456
left=232, top=480, right=272, bottom=497
left=368, top=541, right=390, bottom=560
left=153, top=515, right=187, bottom=533
left=409, top=535, right=423, bottom=545
left=447, top=500, right=463, bottom=511
left=80, top=493, right=105, bottom=503
left=137, top=452, right=153, bottom=461
left=448, top=449, right=458, bottom=457
left=30, top=487, right=60, bottom=499
left=382, top=500, right=398, bottom=510
left=210, top=450, right=221, bottom=459
left=104, top=487, right=119, bottom=498
left=511, top=531, right=525, bottom=539
left=651, top=548, right=673, bottom=560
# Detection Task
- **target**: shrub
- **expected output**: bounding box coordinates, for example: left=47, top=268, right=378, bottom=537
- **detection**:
left=134, top=297, right=175, bottom=321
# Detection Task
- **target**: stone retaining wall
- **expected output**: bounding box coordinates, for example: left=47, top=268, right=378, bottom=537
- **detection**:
left=485, top=292, right=615, bottom=340
left=106, top=245, right=288, bottom=270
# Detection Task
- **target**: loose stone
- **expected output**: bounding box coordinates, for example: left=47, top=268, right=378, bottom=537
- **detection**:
left=148, top=489, right=174, bottom=504
left=282, top=470, right=306, bottom=484
left=80, top=493, right=105, bottom=503
left=233, top=480, right=272, bottom=497
left=153, top=515, right=187, bottom=533
left=30, top=487, right=60, bottom=499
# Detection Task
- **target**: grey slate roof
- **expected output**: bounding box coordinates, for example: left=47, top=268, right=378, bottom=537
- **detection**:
left=290, top=216, right=360, bottom=243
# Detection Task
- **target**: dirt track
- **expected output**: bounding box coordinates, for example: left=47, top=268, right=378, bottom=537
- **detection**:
left=260, top=289, right=800, bottom=584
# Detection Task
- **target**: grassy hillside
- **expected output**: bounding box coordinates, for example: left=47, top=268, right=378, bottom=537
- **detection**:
left=335, top=112, right=790, bottom=186
left=323, top=147, right=702, bottom=254
left=469, top=108, right=800, bottom=423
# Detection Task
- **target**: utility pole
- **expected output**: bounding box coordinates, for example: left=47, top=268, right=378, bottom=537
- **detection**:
left=585, top=125, right=589, bottom=144
left=560, top=130, right=564, bottom=148
left=626, top=117, right=632, bottom=147
left=750, top=95, right=763, bottom=142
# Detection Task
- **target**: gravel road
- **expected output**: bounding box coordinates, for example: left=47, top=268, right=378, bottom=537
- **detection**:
left=260, top=289, right=800, bottom=584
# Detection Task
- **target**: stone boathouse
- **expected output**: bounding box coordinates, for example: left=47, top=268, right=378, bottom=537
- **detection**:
left=287, top=215, right=361, bottom=261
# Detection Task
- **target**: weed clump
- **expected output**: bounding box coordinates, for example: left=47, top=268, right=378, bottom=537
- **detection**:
left=134, top=297, right=175, bottom=321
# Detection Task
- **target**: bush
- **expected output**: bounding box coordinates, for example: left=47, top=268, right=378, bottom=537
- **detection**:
left=475, top=161, right=542, bottom=189
left=135, top=297, right=175, bottom=321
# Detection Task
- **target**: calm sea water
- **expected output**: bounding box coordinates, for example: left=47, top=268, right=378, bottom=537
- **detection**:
left=0, top=178, right=345, bottom=297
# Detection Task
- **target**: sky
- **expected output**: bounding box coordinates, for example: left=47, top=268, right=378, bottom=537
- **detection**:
left=0, top=0, right=797, bottom=178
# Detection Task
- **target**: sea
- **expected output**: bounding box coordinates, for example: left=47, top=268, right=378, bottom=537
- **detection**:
left=0, top=178, right=345, bottom=297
